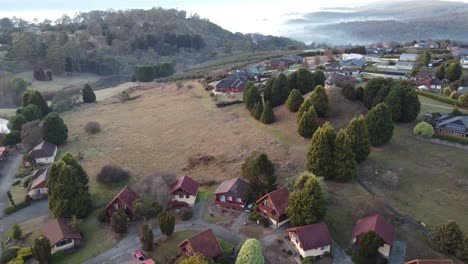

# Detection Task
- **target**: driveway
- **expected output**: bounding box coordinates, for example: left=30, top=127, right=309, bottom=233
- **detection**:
left=331, top=243, right=353, bottom=264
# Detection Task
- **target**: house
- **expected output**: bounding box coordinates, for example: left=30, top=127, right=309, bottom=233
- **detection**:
left=457, top=87, right=468, bottom=94
left=28, top=168, right=49, bottom=199
left=447, top=44, right=468, bottom=52
left=42, top=218, right=82, bottom=254
left=325, top=72, right=356, bottom=88
left=213, top=177, right=249, bottom=211
left=105, top=186, right=140, bottom=221
left=214, top=70, right=252, bottom=94
left=249, top=64, right=265, bottom=76
left=178, top=229, right=223, bottom=259
left=461, top=56, right=468, bottom=69
left=256, top=187, right=289, bottom=227
left=405, top=260, right=453, bottom=264
left=28, top=141, right=57, bottom=165
left=168, top=175, right=199, bottom=207
left=0, top=147, right=8, bottom=161
left=342, top=53, right=364, bottom=61
left=339, top=59, right=365, bottom=70
left=269, top=56, right=303, bottom=69
left=399, top=53, right=418, bottom=62
left=434, top=116, right=468, bottom=138
left=288, top=222, right=333, bottom=258
left=412, top=75, right=447, bottom=90
left=352, top=214, right=395, bottom=258
left=452, top=50, right=468, bottom=56
left=0, top=118, right=9, bottom=136
left=395, top=61, right=416, bottom=71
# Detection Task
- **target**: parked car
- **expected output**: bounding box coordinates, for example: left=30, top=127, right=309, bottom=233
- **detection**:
left=132, top=250, right=147, bottom=261
left=244, top=203, right=254, bottom=213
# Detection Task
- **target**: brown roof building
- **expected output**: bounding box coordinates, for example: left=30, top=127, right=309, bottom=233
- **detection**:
left=105, top=186, right=140, bottom=220
left=256, top=187, right=289, bottom=227
left=169, top=176, right=200, bottom=207
left=214, top=177, right=249, bottom=211
left=352, top=214, right=395, bottom=258
left=178, top=229, right=223, bottom=259
left=42, top=218, right=82, bottom=254
left=288, top=222, right=333, bottom=258
left=28, top=141, right=57, bottom=165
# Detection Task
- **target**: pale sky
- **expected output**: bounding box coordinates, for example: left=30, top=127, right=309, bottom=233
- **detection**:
left=0, top=0, right=467, bottom=37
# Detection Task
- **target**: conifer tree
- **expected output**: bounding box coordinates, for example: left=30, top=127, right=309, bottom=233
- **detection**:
left=298, top=106, right=318, bottom=138
left=19, top=104, right=42, bottom=121
left=309, top=85, right=329, bottom=117
left=32, top=236, right=51, bottom=264
left=252, top=102, right=263, bottom=120
left=286, top=89, right=304, bottom=112
left=457, top=236, right=468, bottom=263
left=313, top=69, right=326, bottom=86
left=435, top=64, right=445, bottom=80
left=306, top=122, right=336, bottom=180
left=297, top=98, right=312, bottom=124
left=334, top=130, right=357, bottom=182
left=42, top=112, right=68, bottom=145
left=430, top=220, right=463, bottom=255
left=159, top=211, right=175, bottom=236
left=346, top=116, right=371, bottom=163
left=22, top=89, right=50, bottom=116
left=366, top=103, right=394, bottom=146
left=236, top=239, right=264, bottom=264
left=446, top=63, right=462, bottom=82
left=111, top=208, right=128, bottom=233
left=139, top=223, right=154, bottom=251
left=82, top=84, right=96, bottom=103
left=384, top=87, right=403, bottom=121
left=260, top=101, right=275, bottom=124
left=245, top=84, right=261, bottom=111
left=242, top=153, right=276, bottom=201
left=270, top=73, right=290, bottom=107
left=400, top=86, right=420, bottom=123
left=8, top=114, right=27, bottom=131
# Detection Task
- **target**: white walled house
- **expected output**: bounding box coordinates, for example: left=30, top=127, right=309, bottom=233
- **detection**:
left=28, top=168, right=49, bottom=199
left=168, top=175, right=200, bottom=207
left=288, top=222, right=333, bottom=258
left=28, top=141, right=57, bottom=165
left=256, top=187, right=290, bottom=228
left=462, top=56, right=468, bottom=69
left=352, top=214, right=395, bottom=258
left=42, top=218, right=82, bottom=254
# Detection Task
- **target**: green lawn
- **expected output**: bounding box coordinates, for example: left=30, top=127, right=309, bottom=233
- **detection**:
left=1, top=216, right=48, bottom=247
left=417, top=95, right=467, bottom=117
left=218, top=238, right=234, bottom=251
left=202, top=195, right=234, bottom=225
left=152, top=230, right=197, bottom=263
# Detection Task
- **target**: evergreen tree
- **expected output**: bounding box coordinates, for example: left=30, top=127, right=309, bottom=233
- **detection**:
left=252, top=102, right=263, bottom=120
left=139, top=223, right=154, bottom=251
left=342, top=83, right=356, bottom=100
left=459, top=94, right=468, bottom=107
left=263, top=77, right=276, bottom=105
left=309, top=85, right=329, bottom=117
left=82, top=84, right=96, bottom=103
left=8, top=114, right=27, bottom=131
left=419, top=51, right=431, bottom=67
left=244, top=83, right=261, bottom=111
left=346, top=116, right=371, bottom=163
left=260, top=101, right=275, bottom=124
left=236, top=239, right=264, bottom=264
left=180, top=254, right=214, bottom=264
left=297, top=98, right=312, bottom=124
left=457, top=236, right=468, bottom=263
left=6, top=190, right=15, bottom=206
left=384, top=87, right=403, bottom=121
left=22, top=89, right=50, bottom=116
left=363, top=78, right=388, bottom=109
left=366, top=103, right=394, bottom=146
left=111, top=208, right=128, bottom=233
left=446, top=63, right=462, bottom=82
left=12, top=224, right=22, bottom=240
left=286, top=89, right=304, bottom=112
left=306, top=122, right=336, bottom=180
left=270, top=73, right=290, bottom=107
left=158, top=211, right=175, bottom=236
left=288, top=68, right=314, bottom=95
left=285, top=172, right=326, bottom=226
left=32, top=236, right=51, bottom=264
left=19, top=104, right=42, bottom=121
left=250, top=102, right=259, bottom=116
left=334, top=130, right=357, bottom=182
left=42, top=112, right=68, bottom=145
left=430, top=220, right=463, bottom=255
left=1, top=130, right=21, bottom=146
left=435, top=64, right=445, bottom=80
left=313, top=69, right=326, bottom=86
left=358, top=231, right=383, bottom=258
left=400, top=86, right=420, bottom=123
left=298, top=106, right=318, bottom=138
left=242, top=153, right=277, bottom=201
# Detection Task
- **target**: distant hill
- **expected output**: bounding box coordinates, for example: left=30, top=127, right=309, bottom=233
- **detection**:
left=283, top=0, right=468, bottom=44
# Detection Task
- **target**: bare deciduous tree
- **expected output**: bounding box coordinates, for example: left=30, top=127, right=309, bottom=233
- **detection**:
left=21, top=120, right=43, bottom=150
left=136, top=171, right=176, bottom=208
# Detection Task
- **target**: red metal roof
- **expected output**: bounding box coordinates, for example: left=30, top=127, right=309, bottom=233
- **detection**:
left=178, top=229, right=223, bottom=258
left=256, top=187, right=289, bottom=215
left=106, top=186, right=140, bottom=211
left=170, top=175, right=200, bottom=196
left=214, top=177, right=248, bottom=199
left=42, top=218, right=82, bottom=246
left=29, top=168, right=49, bottom=190
left=352, top=214, right=395, bottom=246
left=287, top=222, right=333, bottom=251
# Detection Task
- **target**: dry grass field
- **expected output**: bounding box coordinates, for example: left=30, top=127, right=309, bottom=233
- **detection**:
left=11, top=71, right=100, bottom=93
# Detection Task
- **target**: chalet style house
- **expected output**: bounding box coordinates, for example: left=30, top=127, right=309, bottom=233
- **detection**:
left=213, top=177, right=249, bottom=211
left=27, top=168, right=49, bottom=199
left=42, top=218, right=82, bottom=254
left=28, top=141, right=57, bottom=166
left=178, top=229, right=223, bottom=259
left=288, top=222, right=333, bottom=258
left=352, top=214, right=395, bottom=258
left=168, top=175, right=200, bottom=207
left=256, top=187, right=289, bottom=227
left=105, top=186, right=140, bottom=221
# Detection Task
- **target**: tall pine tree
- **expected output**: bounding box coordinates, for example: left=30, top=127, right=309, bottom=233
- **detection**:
left=309, top=85, right=329, bottom=117
left=270, top=73, right=290, bottom=107
left=242, top=153, right=276, bottom=201
left=366, top=103, right=394, bottom=146
left=22, top=89, right=50, bottom=116
left=252, top=102, right=263, bottom=120
left=42, top=112, right=68, bottom=145
left=286, top=89, right=304, bottom=112
left=297, top=98, right=312, bottom=124
left=260, top=101, right=275, bottom=124
left=306, top=122, right=336, bottom=180
left=298, top=106, right=318, bottom=138
left=435, top=64, right=445, bottom=80
left=32, top=236, right=51, bottom=264
left=334, top=130, right=357, bottom=182
left=346, top=116, right=371, bottom=163
left=82, top=84, right=96, bottom=103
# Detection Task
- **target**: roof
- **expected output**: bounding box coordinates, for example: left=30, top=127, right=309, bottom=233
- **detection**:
left=256, top=187, right=289, bottom=215
left=214, top=177, right=249, bottom=198
left=170, top=175, right=200, bottom=196
left=29, top=141, right=57, bottom=159
left=435, top=116, right=468, bottom=133
left=457, top=87, right=468, bottom=94
left=178, top=229, right=223, bottom=258
left=395, top=61, right=416, bottom=67
left=42, top=218, right=82, bottom=246
left=106, top=186, right=140, bottom=211
left=29, top=168, right=49, bottom=190
left=400, top=53, right=418, bottom=61
left=339, top=59, right=365, bottom=67
left=352, top=214, right=395, bottom=246
left=0, top=118, right=9, bottom=134
left=287, top=222, right=333, bottom=250
left=405, top=260, right=453, bottom=264
left=453, top=50, right=468, bottom=56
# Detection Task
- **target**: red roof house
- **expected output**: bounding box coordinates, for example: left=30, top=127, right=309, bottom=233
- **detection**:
left=27, top=168, right=49, bottom=199
left=42, top=218, right=82, bottom=254
left=178, top=229, right=223, bottom=259
left=105, top=186, right=140, bottom=221
left=168, top=175, right=200, bottom=207
left=256, top=187, right=289, bottom=227
left=214, top=177, right=249, bottom=211
left=352, top=214, right=395, bottom=258
left=287, top=222, right=333, bottom=258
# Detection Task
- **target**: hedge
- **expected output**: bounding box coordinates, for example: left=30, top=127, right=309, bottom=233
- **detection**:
left=433, top=133, right=468, bottom=145
left=4, top=200, right=31, bottom=215
left=416, top=90, right=459, bottom=105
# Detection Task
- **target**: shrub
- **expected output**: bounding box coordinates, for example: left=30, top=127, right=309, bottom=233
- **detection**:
left=22, top=177, right=32, bottom=188
left=415, top=90, right=459, bottom=106
left=96, top=165, right=130, bottom=183
left=12, top=180, right=21, bottom=186
left=0, top=247, right=20, bottom=264
left=181, top=209, right=193, bottom=221
left=176, top=80, right=184, bottom=89
left=380, top=171, right=400, bottom=188
left=413, top=121, right=435, bottom=138
left=260, top=217, right=270, bottom=227
left=459, top=94, right=468, bottom=107
left=16, top=247, right=32, bottom=261
left=85, top=121, right=101, bottom=134
left=119, top=91, right=130, bottom=102
left=433, top=133, right=468, bottom=145
left=97, top=208, right=107, bottom=223
left=342, top=84, right=356, bottom=100
left=248, top=212, right=261, bottom=222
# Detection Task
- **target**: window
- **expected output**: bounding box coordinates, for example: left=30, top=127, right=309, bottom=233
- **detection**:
left=179, top=194, right=184, bottom=199
left=227, top=196, right=232, bottom=201
left=220, top=195, right=225, bottom=202
left=113, top=203, right=118, bottom=209
left=263, top=200, right=267, bottom=207
left=186, top=195, right=190, bottom=198
left=123, top=204, right=126, bottom=209
left=235, top=198, right=241, bottom=203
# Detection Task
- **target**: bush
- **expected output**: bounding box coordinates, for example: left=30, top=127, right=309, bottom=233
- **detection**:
left=12, top=180, right=21, bottom=186
left=51, top=89, right=81, bottom=113
left=16, top=247, right=32, bottom=261
left=0, top=247, right=20, bottom=264
left=119, top=91, right=130, bottom=102
left=4, top=200, right=30, bottom=215
left=84, top=121, right=101, bottom=134
left=413, top=121, right=435, bottom=138
left=181, top=209, right=193, bottom=221
left=260, top=217, right=270, bottom=227
left=96, top=165, right=130, bottom=183
left=416, top=90, right=459, bottom=106
left=176, top=80, right=184, bottom=89
left=22, top=177, right=32, bottom=188
left=433, top=133, right=468, bottom=145
left=248, top=212, right=262, bottom=222
left=97, top=208, right=107, bottom=223
left=342, top=84, right=356, bottom=100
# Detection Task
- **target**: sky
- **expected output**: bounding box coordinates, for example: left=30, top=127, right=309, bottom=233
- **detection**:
left=1, top=0, right=467, bottom=37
